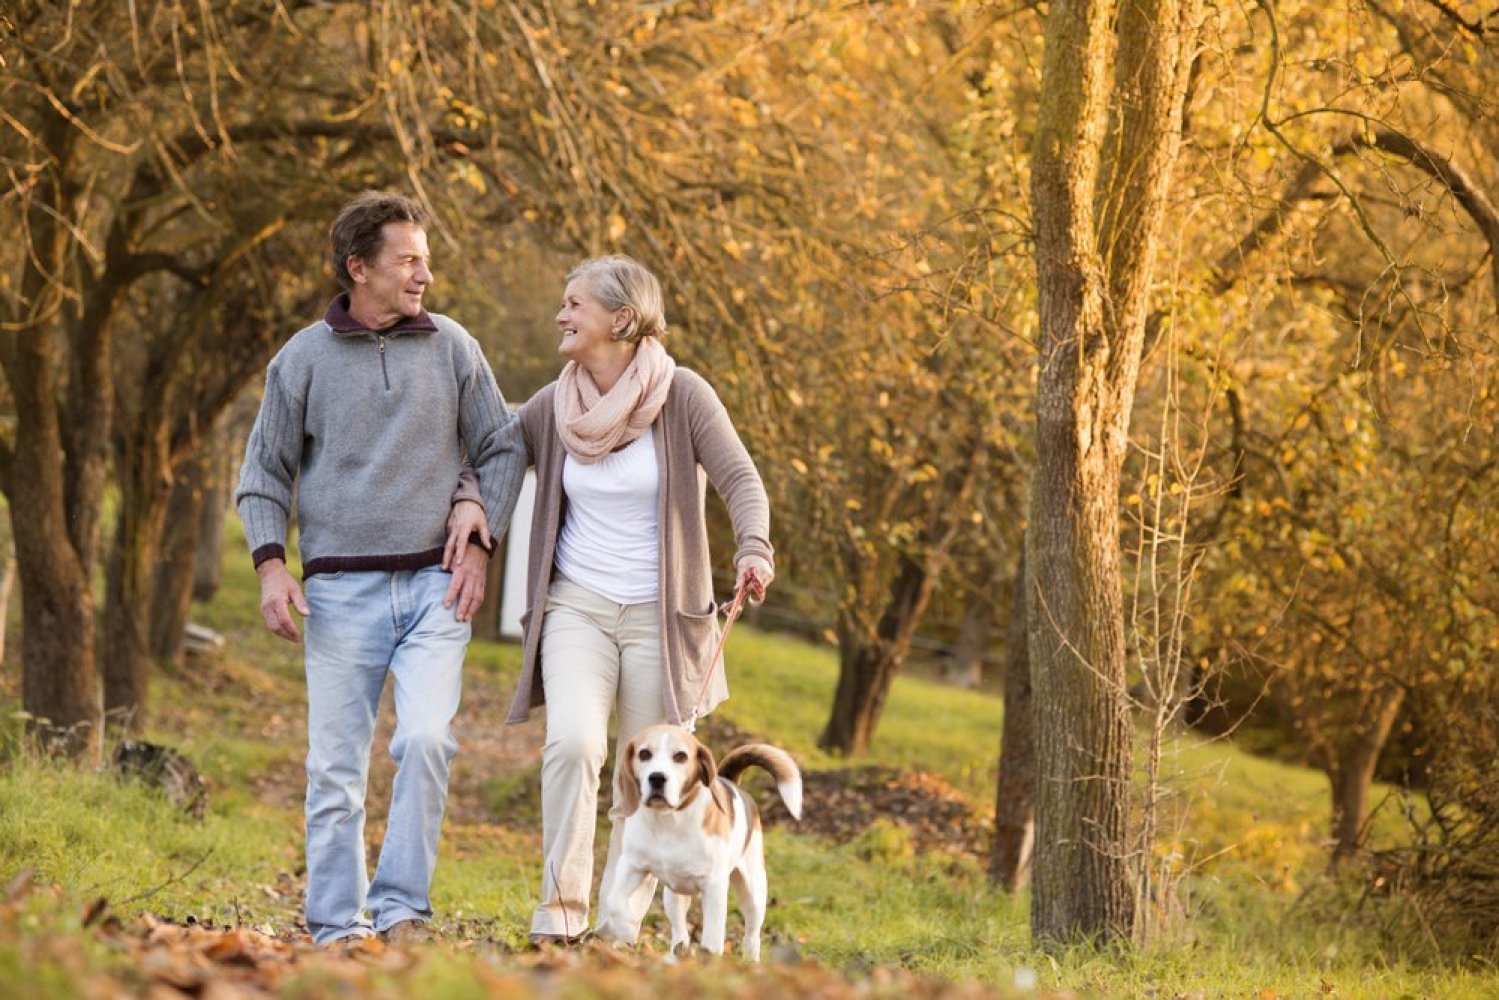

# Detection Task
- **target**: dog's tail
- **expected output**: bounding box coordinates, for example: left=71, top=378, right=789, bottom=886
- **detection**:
left=718, top=745, right=803, bottom=820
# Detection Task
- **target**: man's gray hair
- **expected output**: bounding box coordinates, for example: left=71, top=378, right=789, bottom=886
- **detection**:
left=568, top=255, right=668, bottom=343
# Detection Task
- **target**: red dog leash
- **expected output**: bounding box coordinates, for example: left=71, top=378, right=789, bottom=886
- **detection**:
left=685, top=571, right=759, bottom=732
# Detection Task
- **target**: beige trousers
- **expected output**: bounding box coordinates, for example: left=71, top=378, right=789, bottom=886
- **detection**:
left=531, top=577, right=665, bottom=937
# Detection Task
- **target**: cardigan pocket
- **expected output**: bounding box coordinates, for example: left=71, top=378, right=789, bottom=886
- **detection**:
left=675, top=606, right=724, bottom=688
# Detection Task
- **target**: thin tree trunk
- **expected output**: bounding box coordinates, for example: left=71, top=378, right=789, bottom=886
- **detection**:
left=1329, top=686, right=1405, bottom=863
left=192, top=429, right=232, bottom=602
left=153, top=458, right=209, bottom=664
left=946, top=590, right=992, bottom=689
left=991, top=554, right=1034, bottom=891
left=0, top=548, right=13, bottom=667
left=820, top=637, right=900, bottom=757
left=103, top=458, right=172, bottom=733
left=192, top=481, right=226, bottom=601
left=471, top=534, right=507, bottom=640
left=103, top=367, right=183, bottom=730
left=819, top=556, right=936, bottom=755
left=0, top=515, right=14, bottom=666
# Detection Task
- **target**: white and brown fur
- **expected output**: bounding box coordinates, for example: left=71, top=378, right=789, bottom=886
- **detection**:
left=595, top=724, right=802, bottom=960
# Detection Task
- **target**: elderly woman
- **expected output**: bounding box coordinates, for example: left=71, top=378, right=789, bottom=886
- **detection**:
left=504, top=255, right=774, bottom=945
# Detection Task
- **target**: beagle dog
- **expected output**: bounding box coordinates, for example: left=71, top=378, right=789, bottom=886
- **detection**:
left=595, top=724, right=802, bottom=960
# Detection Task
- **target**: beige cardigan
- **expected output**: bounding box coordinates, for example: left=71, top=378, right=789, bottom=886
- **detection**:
left=504, top=368, right=774, bottom=725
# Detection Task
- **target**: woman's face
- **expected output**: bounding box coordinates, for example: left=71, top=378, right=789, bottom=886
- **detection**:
left=556, top=277, right=627, bottom=364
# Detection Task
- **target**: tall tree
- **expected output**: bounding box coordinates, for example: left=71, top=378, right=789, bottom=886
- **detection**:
left=1026, top=0, right=1201, bottom=946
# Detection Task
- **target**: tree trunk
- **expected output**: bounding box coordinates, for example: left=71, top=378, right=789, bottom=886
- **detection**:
left=1329, top=686, right=1405, bottom=863
left=13, top=536, right=98, bottom=758
left=191, top=483, right=225, bottom=602
left=1026, top=0, right=1199, bottom=947
left=820, top=633, right=901, bottom=757
left=991, top=555, right=1035, bottom=891
left=1, top=116, right=104, bottom=758
left=152, top=459, right=209, bottom=664
left=191, top=422, right=236, bottom=603
left=1026, top=410, right=1137, bottom=944
left=0, top=518, right=14, bottom=667
left=819, top=556, right=937, bottom=755
left=946, top=590, right=993, bottom=689
left=0, top=550, right=13, bottom=667
left=8, top=355, right=101, bottom=755
left=102, top=358, right=187, bottom=730
left=1027, top=0, right=1134, bottom=944
left=103, top=445, right=173, bottom=733
left=471, top=534, right=507, bottom=640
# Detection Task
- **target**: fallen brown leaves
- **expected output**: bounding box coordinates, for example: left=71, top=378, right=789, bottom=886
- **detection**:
left=0, top=718, right=1020, bottom=996
left=4, top=873, right=1059, bottom=999
left=767, top=767, right=991, bottom=860
left=698, top=717, right=992, bottom=861
left=108, top=914, right=420, bottom=998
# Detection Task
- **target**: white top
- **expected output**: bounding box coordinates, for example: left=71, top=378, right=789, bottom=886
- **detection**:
left=554, top=427, right=661, bottom=604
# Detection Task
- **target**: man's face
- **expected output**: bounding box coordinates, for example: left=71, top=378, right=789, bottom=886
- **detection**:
left=347, top=221, right=432, bottom=328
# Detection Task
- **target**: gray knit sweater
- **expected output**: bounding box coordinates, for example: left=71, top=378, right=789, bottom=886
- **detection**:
left=236, top=296, right=525, bottom=578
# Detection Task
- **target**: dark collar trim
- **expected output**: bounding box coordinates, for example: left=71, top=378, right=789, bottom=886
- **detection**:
left=324, top=293, right=439, bottom=336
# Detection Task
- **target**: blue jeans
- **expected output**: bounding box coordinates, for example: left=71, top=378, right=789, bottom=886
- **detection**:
left=301, top=566, right=469, bottom=944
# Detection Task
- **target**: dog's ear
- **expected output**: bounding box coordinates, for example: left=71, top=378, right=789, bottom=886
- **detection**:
left=616, top=739, right=642, bottom=817
left=696, top=741, right=717, bottom=788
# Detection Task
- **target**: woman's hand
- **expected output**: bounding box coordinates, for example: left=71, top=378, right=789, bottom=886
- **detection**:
left=735, top=555, right=774, bottom=606
left=444, top=499, right=491, bottom=571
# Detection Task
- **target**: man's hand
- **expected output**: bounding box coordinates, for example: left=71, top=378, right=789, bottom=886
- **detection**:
left=735, top=555, right=774, bottom=606
left=257, top=559, right=310, bottom=642
left=444, top=499, right=491, bottom=572
left=444, top=546, right=490, bottom=623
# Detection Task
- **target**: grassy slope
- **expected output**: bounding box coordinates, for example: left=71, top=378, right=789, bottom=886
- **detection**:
left=1, top=521, right=1493, bottom=998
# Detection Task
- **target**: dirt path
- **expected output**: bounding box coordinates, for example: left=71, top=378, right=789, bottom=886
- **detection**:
left=173, top=650, right=989, bottom=862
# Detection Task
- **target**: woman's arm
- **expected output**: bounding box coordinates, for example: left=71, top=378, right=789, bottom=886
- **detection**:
left=682, top=373, right=775, bottom=597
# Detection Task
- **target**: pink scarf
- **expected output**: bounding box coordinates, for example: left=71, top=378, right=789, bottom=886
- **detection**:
left=554, top=337, right=677, bottom=463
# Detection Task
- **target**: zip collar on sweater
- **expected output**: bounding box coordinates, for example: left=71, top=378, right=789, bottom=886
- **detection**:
left=324, top=293, right=440, bottom=336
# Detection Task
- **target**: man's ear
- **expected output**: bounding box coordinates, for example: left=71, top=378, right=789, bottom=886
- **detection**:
left=616, top=739, right=641, bottom=817
left=696, top=741, right=717, bottom=788
left=346, top=254, right=368, bottom=285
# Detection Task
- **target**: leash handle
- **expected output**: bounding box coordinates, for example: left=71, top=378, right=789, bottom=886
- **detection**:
left=685, top=573, right=754, bottom=732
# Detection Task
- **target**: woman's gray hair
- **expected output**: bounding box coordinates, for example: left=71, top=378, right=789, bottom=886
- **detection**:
left=568, top=255, right=668, bottom=343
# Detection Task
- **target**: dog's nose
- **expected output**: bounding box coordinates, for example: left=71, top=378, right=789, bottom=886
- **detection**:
left=648, top=772, right=666, bottom=789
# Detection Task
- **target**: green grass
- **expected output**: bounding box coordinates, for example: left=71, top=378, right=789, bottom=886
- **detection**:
left=0, top=752, right=303, bottom=930
left=721, top=627, right=1004, bottom=801
left=712, top=629, right=1495, bottom=996
left=1, top=518, right=1496, bottom=997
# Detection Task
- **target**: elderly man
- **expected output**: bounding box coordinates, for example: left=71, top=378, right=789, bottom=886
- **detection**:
left=236, top=191, right=524, bottom=945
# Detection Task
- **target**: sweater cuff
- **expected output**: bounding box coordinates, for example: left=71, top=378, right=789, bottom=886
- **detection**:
left=251, top=543, right=286, bottom=569
left=733, top=542, right=775, bottom=568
